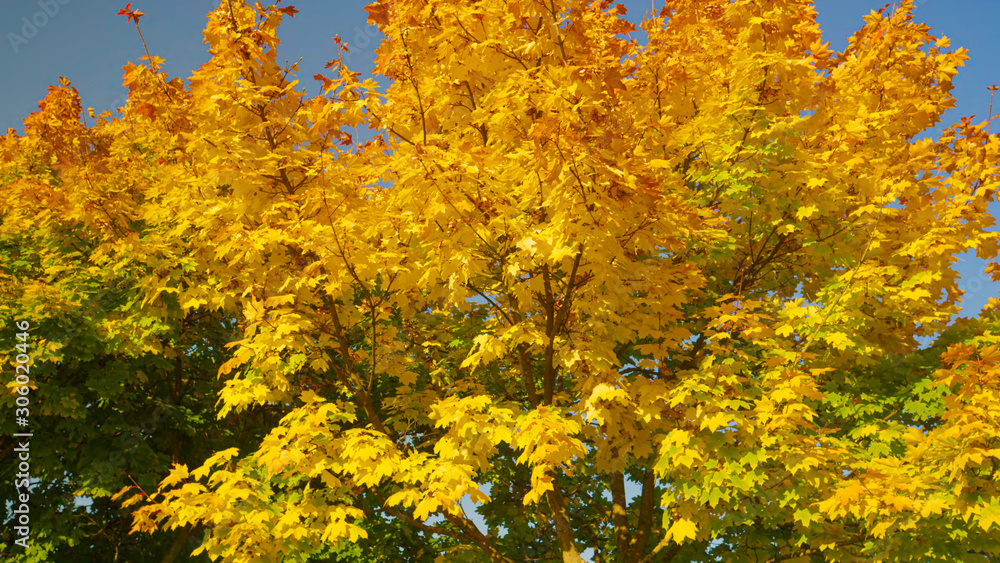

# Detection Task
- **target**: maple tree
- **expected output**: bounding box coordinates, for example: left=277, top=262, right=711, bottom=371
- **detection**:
left=3, top=0, right=1000, bottom=561
left=0, top=84, right=251, bottom=562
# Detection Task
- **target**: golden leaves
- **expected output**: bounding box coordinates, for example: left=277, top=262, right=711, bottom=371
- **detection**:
left=5, top=0, right=1000, bottom=560
left=512, top=406, right=587, bottom=505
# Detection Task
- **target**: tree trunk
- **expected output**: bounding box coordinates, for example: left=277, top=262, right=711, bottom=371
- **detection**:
left=547, top=482, right=586, bottom=563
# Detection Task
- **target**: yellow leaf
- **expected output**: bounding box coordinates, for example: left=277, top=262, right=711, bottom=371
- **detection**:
left=796, top=205, right=819, bottom=220
left=978, top=498, right=1000, bottom=532
left=823, top=332, right=851, bottom=350
left=159, top=464, right=190, bottom=489
left=666, top=518, right=697, bottom=543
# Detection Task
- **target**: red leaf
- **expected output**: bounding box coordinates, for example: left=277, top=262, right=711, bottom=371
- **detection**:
left=277, top=5, right=299, bottom=17
left=364, top=2, right=389, bottom=25
left=136, top=102, right=156, bottom=120
left=119, top=3, right=143, bottom=24
left=313, top=74, right=333, bottom=90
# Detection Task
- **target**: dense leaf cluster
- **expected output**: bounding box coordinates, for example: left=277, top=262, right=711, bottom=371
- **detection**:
left=2, top=1, right=1000, bottom=561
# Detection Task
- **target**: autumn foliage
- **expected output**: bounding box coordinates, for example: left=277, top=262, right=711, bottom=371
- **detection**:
left=3, top=0, right=1000, bottom=561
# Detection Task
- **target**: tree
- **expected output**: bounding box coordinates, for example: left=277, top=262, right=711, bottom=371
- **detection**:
left=2, top=0, right=1000, bottom=561
left=0, top=79, right=261, bottom=562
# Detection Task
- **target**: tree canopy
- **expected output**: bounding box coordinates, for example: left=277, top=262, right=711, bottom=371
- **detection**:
left=3, top=0, right=1000, bottom=561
